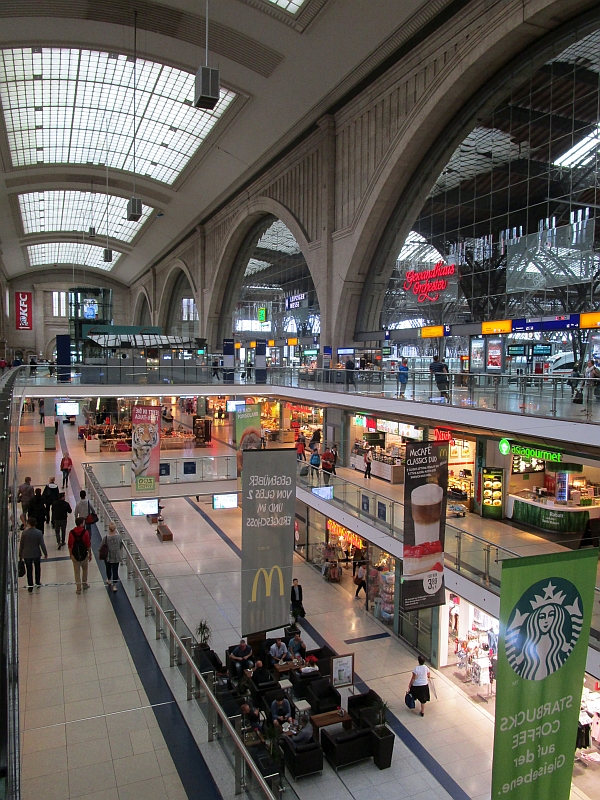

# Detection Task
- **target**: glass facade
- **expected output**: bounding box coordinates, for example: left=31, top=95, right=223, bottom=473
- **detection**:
left=234, top=216, right=320, bottom=338
left=381, top=29, right=600, bottom=341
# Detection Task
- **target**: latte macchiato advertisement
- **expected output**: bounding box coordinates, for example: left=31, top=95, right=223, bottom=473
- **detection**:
left=401, top=441, right=448, bottom=610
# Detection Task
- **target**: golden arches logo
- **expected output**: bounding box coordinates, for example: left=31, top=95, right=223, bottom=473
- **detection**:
left=251, top=566, right=284, bottom=601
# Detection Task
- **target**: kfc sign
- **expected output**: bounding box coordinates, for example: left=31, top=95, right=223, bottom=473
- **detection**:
left=404, top=260, right=456, bottom=303
left=15, top=292, right=32, bottom=330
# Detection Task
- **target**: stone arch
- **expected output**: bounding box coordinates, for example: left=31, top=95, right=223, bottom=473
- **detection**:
left=45, top=337, right=56, bottom=360
left=207, top=197, right=319, bottom=348
left=157, top=259, right=197, bottom=334
left=333, top=2, right=600, bottom=343
left=133, top=289, right=153, bottom=327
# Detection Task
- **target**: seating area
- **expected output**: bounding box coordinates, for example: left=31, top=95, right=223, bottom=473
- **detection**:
left=215, top=636, right=393, bottom=781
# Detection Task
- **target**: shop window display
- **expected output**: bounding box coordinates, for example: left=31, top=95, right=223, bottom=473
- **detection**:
left=368, top=547, right=396, bottom=627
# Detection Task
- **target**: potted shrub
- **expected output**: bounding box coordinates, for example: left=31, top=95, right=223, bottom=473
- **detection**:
left=370, top=699, right=394, bottom=769
left=195, top=619, right=212, bottom=651
left=284, top=606, right=301, bottom=636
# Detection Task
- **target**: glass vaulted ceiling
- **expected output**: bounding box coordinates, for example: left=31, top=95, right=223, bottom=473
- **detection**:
left=265, top=0, right=306, bottom=12
left=0, top=48, right=235, bottom=185
left=27, top=243, right=121, bottom=272
left=19, top=191, right=153, bottom=242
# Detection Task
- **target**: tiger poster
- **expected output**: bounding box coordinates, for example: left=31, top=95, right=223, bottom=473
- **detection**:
left=131, top=405, right=161, bottom=494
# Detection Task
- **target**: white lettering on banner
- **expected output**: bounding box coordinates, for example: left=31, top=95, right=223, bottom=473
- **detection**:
left=249, top=475, right=292, bottom=486
left=17, top=292, right=31, bottom=329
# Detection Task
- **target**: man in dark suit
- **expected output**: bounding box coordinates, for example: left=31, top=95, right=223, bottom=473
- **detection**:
left=290, top=578, right=305, bottom=617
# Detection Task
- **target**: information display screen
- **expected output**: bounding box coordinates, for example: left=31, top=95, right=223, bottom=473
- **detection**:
left=213, top=493, right=238, bottom=509
left=131, top=498, right=159, bottom=516
left=532, top=344, right=552, bottom=356
left=226, top=400, right=246, bottom=412
left=56, top=402, right=79, bottom=416
left=507, top=345, right=526, bottom=356
left=312, top=486, right=334, bottom=500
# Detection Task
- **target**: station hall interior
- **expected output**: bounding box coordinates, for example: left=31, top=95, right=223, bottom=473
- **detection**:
left=5, top=1, right=600, bottom=800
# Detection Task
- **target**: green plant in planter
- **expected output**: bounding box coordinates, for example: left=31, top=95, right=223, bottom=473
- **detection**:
left=195, top=619, right=212, bottom=647
left=372, top=698, right=391, bottom=727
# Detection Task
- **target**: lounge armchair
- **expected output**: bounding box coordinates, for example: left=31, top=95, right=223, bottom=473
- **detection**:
left=321, top=727, right=373, bottom=770
left=348, top=688, right=381, bottom=728
left=281, top=735, right=323, bottom=779
left=306, top=678, right=341, bottom=714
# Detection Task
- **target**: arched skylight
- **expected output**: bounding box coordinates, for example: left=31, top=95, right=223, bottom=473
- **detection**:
left=27, top=243, right=121, bottom=272
left=0, top=48, right=235, bottom=185
left=19, top=191, right=153, bottom=243
left=265, top=0, right=306, bottom=12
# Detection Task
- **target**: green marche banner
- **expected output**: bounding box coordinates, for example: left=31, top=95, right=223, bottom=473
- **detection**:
left=492, top=549, right=598, bottom=800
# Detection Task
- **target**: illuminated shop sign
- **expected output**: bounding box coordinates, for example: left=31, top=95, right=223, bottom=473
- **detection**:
left=404, top=261, right=456, bottom=303
left=326, top=519, right=364, bottom=550
left=498, top=438, right=562, bottom=463
left=286, top=293, right=307, bottom=310
left=434, top=428, right=453, bottom=442
left=257, top=307, right=267, bottom=322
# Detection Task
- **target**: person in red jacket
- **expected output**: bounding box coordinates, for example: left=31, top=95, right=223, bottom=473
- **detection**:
left=321, top=447, right=334, bottom=485
left=60, top=452, right=73, bottom=488
left=68, top=517, right=92, bottom=594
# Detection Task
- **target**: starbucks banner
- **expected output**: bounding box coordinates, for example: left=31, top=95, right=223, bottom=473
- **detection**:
left=401, top=441, right=448, bottom=610
left=236, top=404, right=262, bottom=476
left=241, top=449, right=296, bottom=635
left=492, top=549, right=598, bottom=800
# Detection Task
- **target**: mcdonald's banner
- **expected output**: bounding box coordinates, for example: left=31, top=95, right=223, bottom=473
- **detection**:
left=491, top=549, right=598, bottom=800
left=241, top=448, right=296, bottom=635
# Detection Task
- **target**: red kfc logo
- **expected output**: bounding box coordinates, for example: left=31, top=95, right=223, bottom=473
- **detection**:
left=15, top=292, right=32, bottom=330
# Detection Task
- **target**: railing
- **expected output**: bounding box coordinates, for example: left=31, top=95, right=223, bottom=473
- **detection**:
left=1, top=370, right=25, bottom=800
left=84, top=455, right=237, bottom=488
left=16, top=364, right=600, bottom=425
left=82, top=464, right=296, bottom=800
left=298, top=463, right=600, bottom=649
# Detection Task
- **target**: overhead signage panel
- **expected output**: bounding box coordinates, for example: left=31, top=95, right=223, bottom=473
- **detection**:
left=482, top=319, right=512, bottom=334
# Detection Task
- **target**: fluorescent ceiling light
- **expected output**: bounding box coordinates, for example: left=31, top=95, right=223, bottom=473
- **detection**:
left=265, top=0, right=306, bottom=12
left=0, top=47, right=235, bottom=185
left=27, top=242, right=121, bottom=271
left=554, top=128, right=600, bottom=168
left=19, top=191, right=153, bottom=243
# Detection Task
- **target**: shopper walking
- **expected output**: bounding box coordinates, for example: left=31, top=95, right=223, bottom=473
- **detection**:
left=354, top=562, right=367, bottom=598
left=60, top=452, right=73, bottom=488
left=17, top=476, right=34, bottom=520
left=309, top=449, right=321, bottom=482
left=321, top=446, right=334, bottom=485
left=29, top=488, right=46, bottom=532
left=68, top=517, right=91, bottom=594
left=52, top=492, right=72, bottom=549
left=42, top=476, right=60, bottom=524
left=345, top=357, right=356, bottom=391
left=331, top=443, right=338, bottom=475
left=100, top=522, right=123, bottom=592
left=19, top=517, right=48, bottom=592
left=296, top=437, right=306, bottom=461
left=408, top=655, right=431, bottom=716
left=429, top=355, right=450, bottom=401
left=38, top=398, right=45, bottom=424
left=363, top=446, right=372, bottom=479
left=397, top=358, right=409, bottom=398
left=308, top=428, right=321, bottom=449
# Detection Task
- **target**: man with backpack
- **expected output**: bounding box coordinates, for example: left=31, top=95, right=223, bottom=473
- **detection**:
left=309, top=449, right=321, bottom=483
left=321, top=446, right=334, bottom=485
left=68, top=517, right=92, bottom=594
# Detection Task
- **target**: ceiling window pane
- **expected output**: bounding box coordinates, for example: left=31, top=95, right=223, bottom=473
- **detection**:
left=28, top=242, right=121, bottom=272
left=264, top=0, right=306, bottom=12
left=0, top=48, right=236, bottom=185
left=19, top=191, right=153, bottom=242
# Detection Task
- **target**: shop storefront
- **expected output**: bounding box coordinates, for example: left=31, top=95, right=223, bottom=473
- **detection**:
left=503, top=441, right=600, bottom=535
left=434, top=428, right=476, bottom=511
left=348, top=415, right=423, bottom=484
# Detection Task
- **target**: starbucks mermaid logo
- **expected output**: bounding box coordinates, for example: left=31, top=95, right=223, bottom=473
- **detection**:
left=505, top=578, right=583, bottom=681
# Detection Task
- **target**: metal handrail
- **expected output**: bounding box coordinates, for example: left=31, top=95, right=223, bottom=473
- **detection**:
left=82, top=464, right=282, bottom=800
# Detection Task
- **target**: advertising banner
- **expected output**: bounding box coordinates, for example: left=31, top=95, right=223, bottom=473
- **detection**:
left=241, top=449, right=296, bottom=635
left=492, top=549, right=598, bottom=800
left=401, top=441, right=448, bottom=610
left=235, top=404, right=262, bottom=475
left=131, top=405, right=161, bottom=494
left=15, top=291, right=32, bottom=330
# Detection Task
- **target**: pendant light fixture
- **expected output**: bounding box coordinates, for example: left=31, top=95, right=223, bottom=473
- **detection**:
left=194, top=0, right=220, bottom=110
left=127, top=10, right=143, bottom=222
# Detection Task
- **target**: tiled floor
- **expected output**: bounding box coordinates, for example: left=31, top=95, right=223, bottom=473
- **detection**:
left=19, top=555, right=187, bottom=800
left=16, top=410, right=597, bottom=800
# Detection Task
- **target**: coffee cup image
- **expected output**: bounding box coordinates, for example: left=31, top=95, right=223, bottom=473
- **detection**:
left=411, top=483, right=444, bottom=545
left=237, top=427, right=262, bottom=474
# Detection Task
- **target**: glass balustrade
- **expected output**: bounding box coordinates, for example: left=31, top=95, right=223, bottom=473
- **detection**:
left=84, top=455, right=237, bottom=487
left=14, top=364, right=600, bottom=425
